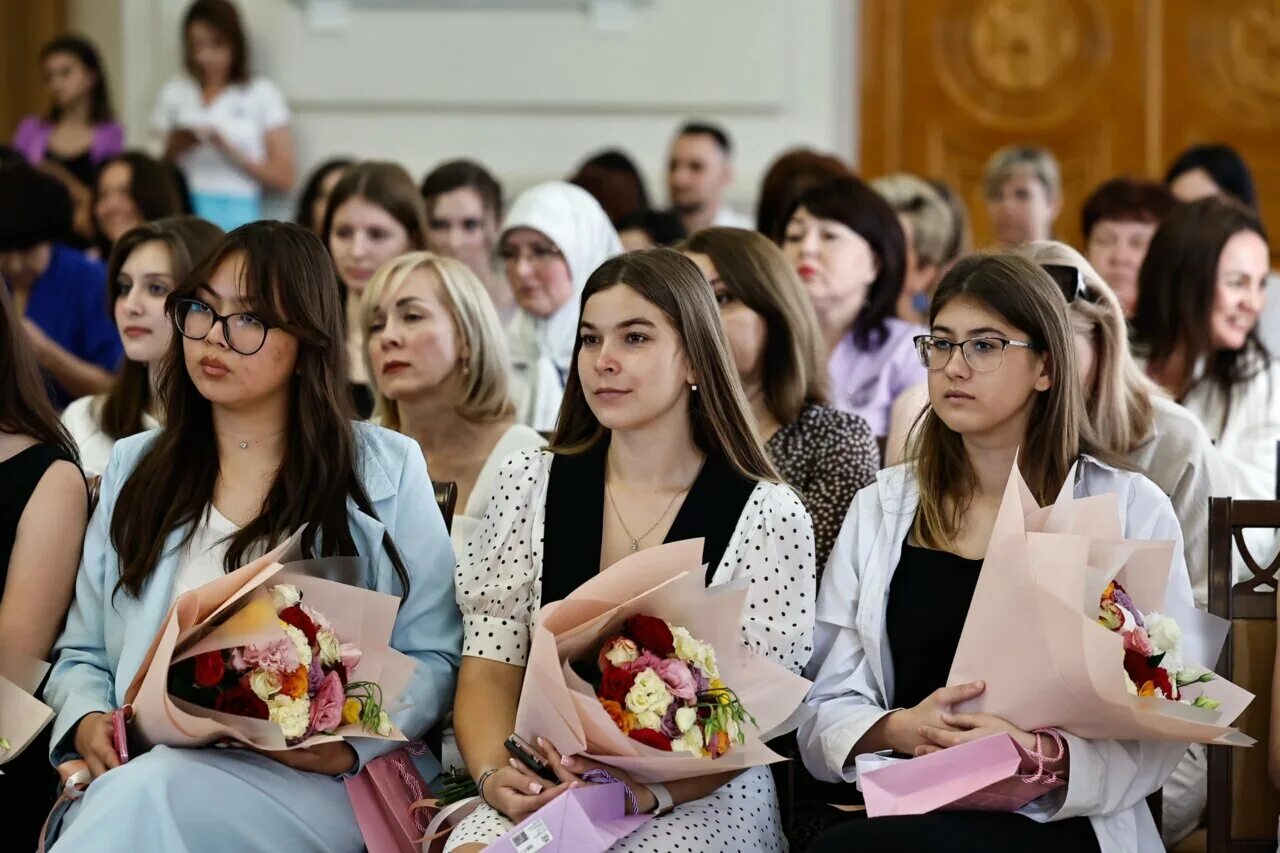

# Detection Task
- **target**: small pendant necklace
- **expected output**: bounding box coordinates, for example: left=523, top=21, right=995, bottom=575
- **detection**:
left=606, top=481, right=685, bottom=551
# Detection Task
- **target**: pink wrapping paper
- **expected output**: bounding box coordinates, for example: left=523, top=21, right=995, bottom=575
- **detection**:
left=858, top=732, right=1061, bottom=817
left=0, top=654, right=53, bottom=766
left=123, top=533, right=413, bottom=750
left=946, top=461, right=1254, bottom=745
left=514, top=539, right=812, bottom=784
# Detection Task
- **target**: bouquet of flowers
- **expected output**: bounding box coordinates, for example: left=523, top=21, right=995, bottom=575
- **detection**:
left=124, top=534, right=417, bottom=751
left=167, top=582, right=392, bottom=743
left=578, top=614, right=753, bottom=758
left=515, top=539, right=812, bottom=784
left=1098, top=581, right=1219, bottom=709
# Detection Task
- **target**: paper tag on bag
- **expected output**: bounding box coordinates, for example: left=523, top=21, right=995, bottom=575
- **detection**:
left=510, top=817, right=553, bottom=853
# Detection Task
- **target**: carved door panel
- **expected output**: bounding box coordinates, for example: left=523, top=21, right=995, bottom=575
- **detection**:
left=860, top=0, right=1152, bottom=251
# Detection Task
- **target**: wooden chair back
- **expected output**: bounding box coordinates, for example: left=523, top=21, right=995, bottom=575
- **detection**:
left=1206, top=497, right=1280, bottom=852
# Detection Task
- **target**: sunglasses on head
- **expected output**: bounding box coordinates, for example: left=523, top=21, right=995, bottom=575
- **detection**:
left=1040, top=263, right=1096, bottom=304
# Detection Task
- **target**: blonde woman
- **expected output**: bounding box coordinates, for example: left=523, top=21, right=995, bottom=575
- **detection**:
left=363, top=252, right=544, bottom=549
left=872, top=174, right=956, bottom=326
left=983, top=145, right=1062, bottom=248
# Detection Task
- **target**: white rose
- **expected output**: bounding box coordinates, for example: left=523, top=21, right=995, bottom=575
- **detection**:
left=318, top=629, right=341, bottom=667
left=248, top=669, right=283, bottom=701
left=280, top=621, right=313, bottom=668
left=1145, top=613, right=1184, bottom=671
left=604, top=638, right=639, bottom=668
left=268, top=695, right=311, bottom=740
left=270, top=584, right=301, bottom=612
left=674, top=706, right=698, bottom=734
left=669, top=724, right=704, bottom=756
left=623, top=669, right=673, bottom=717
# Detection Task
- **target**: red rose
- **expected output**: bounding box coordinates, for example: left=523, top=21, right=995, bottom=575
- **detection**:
left=214, top=683, right=269, bottom=720
left=1123, top=648, right=1178, bottom=700
left=193, top=650, right=226, bottom=688
left=279, top=605, right=319, bottom=651
left=623, top=615, right=675, bottom=657
left=599, top=662, right=637, bottom=704
left=628, top=727, right=672, bottom=751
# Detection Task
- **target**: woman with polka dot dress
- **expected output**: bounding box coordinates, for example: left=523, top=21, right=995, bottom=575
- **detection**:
left=446, top=248, right=816, bottom=851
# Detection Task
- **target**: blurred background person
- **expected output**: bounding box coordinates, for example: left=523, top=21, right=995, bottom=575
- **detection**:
left=91, top=151, right=189, bottom=258
left=755, top=147, right=850, bottom=242
left=872, top=173, right=956, bottom=326
left=616, top=208, right=686, bottom=252
left=666, top=120, right=750, bottom=233
left=1080, top=177, right=1175, bottom=318
left=982, top=144, right=1062, bottom=249
left=569, top=148, right=649, bottom=227
left=294, top=156, right=352, bottom=235
left=421, top=159, right=508, bottom=321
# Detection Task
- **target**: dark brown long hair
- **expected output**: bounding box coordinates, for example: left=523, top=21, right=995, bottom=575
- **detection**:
left=183, top=0, right=248, bottom=84
left=42, top=35, right=114, bottom=124
left=1132, top=196, right=1270, bottom=417
left=909, top=254, right=1109, bottom=549
left=681, top=227, right=826, bottom=425
left=99, top=216, right=225, bottom=440
left=110, top=221, right=409, bottom=598
left=0, top=287, right=79, bottom=464
left=549, top=248, right=779, bottom=483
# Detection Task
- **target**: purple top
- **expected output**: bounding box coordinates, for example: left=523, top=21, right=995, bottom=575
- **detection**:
left=11, top=116, right=124, bottom=169
left=826, top=316, right=927, bottom=437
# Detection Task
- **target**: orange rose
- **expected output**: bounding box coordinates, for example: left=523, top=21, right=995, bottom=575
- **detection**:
left=710, top=730, right=730, bottom=758
left=599, top=698, right=633, bottom=735
left=281, top=666, right=309, bottom=699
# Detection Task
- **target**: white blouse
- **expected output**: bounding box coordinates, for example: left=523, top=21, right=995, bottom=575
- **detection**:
left=454, top=448, right=816, bottom=674
left=450, top=424, right=545, bottom=552
left=60, top=395, right=161, bottom=478
left=173, top=506, right=240, bottom=600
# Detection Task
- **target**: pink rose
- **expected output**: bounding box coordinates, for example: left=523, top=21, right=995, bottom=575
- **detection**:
left=340, top=643, right=362, bottom=681
left=1123, top=625, right=1156, bottom=658
left=651, top=658, right=698, bottom=702
left=309, top=671, right=345, bottom=734
left=620, top=651, right=663, bottom=674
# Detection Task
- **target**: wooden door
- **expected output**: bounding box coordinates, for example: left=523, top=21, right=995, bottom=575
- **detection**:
left=860, top=0, right=1155, bottom=251
left=0, top=0, right=68, bottom=143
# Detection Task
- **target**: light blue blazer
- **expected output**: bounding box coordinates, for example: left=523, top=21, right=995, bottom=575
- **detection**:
left=45, top=422, right=463, bottom=779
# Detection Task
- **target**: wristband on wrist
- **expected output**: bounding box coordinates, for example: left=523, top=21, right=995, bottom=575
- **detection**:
left=477, top=768, right=499, bottom=807
left=645, top=781, right=674, bottom=815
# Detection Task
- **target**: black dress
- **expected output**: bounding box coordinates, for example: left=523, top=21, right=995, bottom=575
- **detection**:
left=806, top=542, right=1101, bottom=853
left=0, top=444, right=76, bottom=849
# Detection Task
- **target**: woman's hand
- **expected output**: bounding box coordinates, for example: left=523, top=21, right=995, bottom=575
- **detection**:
left=252, top=740, right=358, bottom=776
left=480, top=764, right=574, bottom=823
left=73, top=712, right=121, bottom=779
left=507, top=737, right=658, bottom=815
left=916, top=711, right=1037, bottom=757
left=882, top=680, right=987, bottom=755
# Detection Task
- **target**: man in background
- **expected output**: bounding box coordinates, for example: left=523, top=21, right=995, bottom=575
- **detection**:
left=666, top=120, right=751, bottom=234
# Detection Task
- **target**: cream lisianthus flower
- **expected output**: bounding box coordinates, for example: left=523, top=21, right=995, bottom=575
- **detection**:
left=674, top=706, right=698, bottom=734
left=268, top=695, right=311, bottom=740
left=248, top=669, right=283, bottom=701
left=624, top=669, right=674, bottom=718
left=670, top=626, right=719, bottom=680
left=317, top=629, right=341, bottom=667
left=669, top=724, right=704, bottom=756
left=270, top=584, right=301, bottom=612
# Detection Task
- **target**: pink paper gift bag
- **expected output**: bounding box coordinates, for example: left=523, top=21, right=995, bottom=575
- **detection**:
left=486, top=783, right=651, bottom=853
left=346, top=746, right=432, bottom=853
left=859, top=732, right=1064, bottom=818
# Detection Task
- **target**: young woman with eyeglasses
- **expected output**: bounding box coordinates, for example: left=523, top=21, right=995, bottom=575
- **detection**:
left=799, top=254, right=1194, bottom=853
left=498, top=182, right=621, bottom=431
left=42, top=221, right=462, bottom=852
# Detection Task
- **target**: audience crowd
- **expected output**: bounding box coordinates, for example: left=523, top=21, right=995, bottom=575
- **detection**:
left=2, top=3, right=1278, bottom=851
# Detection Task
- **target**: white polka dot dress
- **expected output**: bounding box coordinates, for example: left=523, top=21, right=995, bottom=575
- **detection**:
left=445, top=449, right=817, bottom=852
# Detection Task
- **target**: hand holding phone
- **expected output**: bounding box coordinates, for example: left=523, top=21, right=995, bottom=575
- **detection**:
left=504, top=734, right=560, bottom=783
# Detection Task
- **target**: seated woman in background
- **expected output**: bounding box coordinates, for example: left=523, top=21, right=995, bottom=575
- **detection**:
left=779, top=175, right=926, bottom=440
left=1133, top=196, right=1278, bottom=568
left=0, top=286, right=89, bottom=849
left=12, top=36, right=123, bottom=245
left=982, top=145, right=1062, bottom=249
left=499, top=181, right=621, bottom=432
left=617, top=208, right=687, bottom=252
left=295, top=156, right=352, bottom=235
left=325, top=161, right=428, bottom=418
left=42, top=221, right=461, bottom=852
left=362, top=251, right=544, bottom=548
left=0, top=165, right=121, bottom=408
left=448, top=249, right=814, bottom=852
left=1079, top=177, right=1175, bottom=319
left=421, top=159, right=509, bottom=321
left=152, top=0, right=295, bottom=230
left=871, top=173, right=956, bottom=327
left=800, top=254, right=1192, bottom=853
left=62, top=216, right=224, bottom=475
left=682, top=226, right=877, bottom=570
left=754, top=147, right=849, bottom=241
left=92, top=151, right=189, bottom=257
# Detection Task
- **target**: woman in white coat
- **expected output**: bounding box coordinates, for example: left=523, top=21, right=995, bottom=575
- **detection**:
left=799, top=254, right=1192, bottom=852
left=499, top=182, right=622, bottom=432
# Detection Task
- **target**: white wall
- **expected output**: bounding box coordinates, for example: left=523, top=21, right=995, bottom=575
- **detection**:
left=71, top=0, right=857, bottom=217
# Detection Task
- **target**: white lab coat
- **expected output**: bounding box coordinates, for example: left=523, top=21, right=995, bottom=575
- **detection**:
left=798, top=456, right=1193, bottom=853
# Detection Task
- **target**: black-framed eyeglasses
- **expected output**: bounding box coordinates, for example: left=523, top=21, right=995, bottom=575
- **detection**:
left=172, top=298, right=272, bottom=356
left=1041, top=263, right=1096, bottom=304
left=913, top=334, right=1038, bottom=373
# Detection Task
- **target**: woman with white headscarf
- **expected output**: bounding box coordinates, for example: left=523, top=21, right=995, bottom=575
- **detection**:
left=499, top=182, right=622, bottom=431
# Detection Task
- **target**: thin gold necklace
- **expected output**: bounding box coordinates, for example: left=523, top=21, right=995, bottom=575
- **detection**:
left=605, top=461, right=702, bottom=551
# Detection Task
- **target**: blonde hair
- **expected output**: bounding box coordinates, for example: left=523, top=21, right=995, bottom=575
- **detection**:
left=982, top=146, right=1062, bottom=201
left=361, top=252, right=514, bottom=429
left=871, top=174, right=954, bottom=268
left=1011, top=241, right=1158, bottom=454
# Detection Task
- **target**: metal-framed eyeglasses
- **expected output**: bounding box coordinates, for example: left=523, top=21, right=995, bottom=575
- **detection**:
left=912, top=334, right=1039, bottom=372
left=172, top=298, right=272, bottom=356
